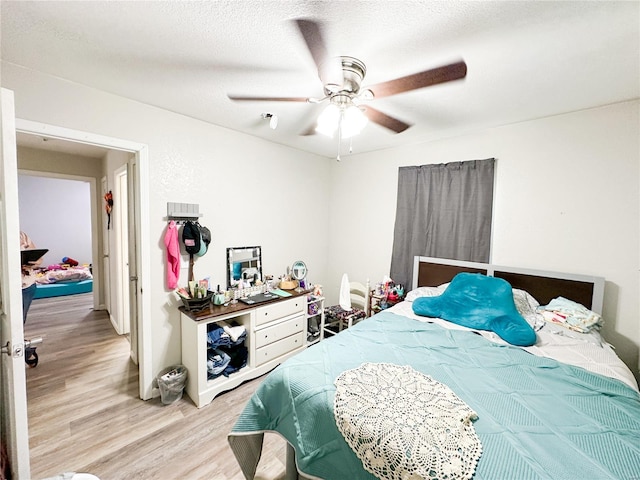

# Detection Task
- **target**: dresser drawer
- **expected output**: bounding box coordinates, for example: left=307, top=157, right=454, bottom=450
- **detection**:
left=255, top=315, right=304, bottom=349
left=255, top=331, right=305, bottom=366
left=255, top=297, right=305, bottom=327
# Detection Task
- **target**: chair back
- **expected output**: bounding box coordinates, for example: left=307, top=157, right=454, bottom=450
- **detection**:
left=349, top=280, right=370, bottom=316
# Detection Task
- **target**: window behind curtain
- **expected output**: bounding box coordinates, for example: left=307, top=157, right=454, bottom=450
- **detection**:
left=390, top=158, right=495, bottom=289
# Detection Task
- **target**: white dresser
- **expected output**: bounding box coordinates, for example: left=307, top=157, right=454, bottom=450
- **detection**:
left=180, top=293, right=306, bottom=408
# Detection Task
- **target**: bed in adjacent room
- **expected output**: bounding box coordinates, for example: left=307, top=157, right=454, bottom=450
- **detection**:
left=228, top=256, right=640, bottom=480
left=34, top=265, right=93, bottom=299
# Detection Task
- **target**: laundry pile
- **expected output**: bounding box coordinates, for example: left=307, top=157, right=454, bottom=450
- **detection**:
left=206, top=322, right=248, bottom=379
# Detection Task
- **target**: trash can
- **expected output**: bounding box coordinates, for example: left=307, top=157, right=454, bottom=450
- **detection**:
left=156, top=365, right=188, bottom=405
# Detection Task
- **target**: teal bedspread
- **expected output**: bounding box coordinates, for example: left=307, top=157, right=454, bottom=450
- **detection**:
left=229, top=312, right=640, bottom=480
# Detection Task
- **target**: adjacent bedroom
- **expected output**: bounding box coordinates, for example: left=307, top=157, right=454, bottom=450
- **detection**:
left=18, top=174, right=94, bottom=301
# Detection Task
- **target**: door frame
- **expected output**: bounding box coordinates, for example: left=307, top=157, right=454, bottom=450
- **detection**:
left=14, top=118, right=153, bottom=400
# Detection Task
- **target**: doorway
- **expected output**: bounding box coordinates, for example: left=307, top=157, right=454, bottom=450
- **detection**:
left=1, top=110, right=152, bottom=478
left=14, top=118, right=152, bottom=401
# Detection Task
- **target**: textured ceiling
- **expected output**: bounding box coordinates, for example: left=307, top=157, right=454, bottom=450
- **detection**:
left=2, top=1, right=639, bottom=159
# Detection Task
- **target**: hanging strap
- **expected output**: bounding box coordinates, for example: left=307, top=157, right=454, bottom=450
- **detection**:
left=188, top=254, right=195, bottom=282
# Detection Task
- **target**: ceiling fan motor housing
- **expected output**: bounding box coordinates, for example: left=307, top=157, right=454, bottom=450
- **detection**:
left=324, top=56, right=367, bottom=97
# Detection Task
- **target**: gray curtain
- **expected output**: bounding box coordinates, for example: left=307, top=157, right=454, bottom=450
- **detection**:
left=390, top=158, right=495, bottom=289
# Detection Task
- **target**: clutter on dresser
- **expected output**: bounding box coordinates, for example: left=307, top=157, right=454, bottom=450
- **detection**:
left=176, top=278, right=214, bottom=312
left=279, top=260, right=310, bottom=291
left=279, top=278, right=298, bottom=290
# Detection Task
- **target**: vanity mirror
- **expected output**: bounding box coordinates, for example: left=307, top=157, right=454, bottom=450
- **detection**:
left=226, top=246, right=263, bottom=289
left=291, top=260, right=307, bottom=293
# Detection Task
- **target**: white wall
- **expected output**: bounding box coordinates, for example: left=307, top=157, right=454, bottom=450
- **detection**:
left=2, top=63, right=332, bottom=387
left=18, top=173, right=92, bottom=267
left=326, top=100, right=639, bottom=379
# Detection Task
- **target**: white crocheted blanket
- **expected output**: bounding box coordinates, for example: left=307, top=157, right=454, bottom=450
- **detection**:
left=334, top=362, right=482, bottom=480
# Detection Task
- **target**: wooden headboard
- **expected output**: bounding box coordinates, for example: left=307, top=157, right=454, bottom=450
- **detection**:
left=412, top=256, right=605, bottom=314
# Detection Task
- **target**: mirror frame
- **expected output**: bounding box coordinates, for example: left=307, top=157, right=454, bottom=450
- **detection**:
left=291, top=260, right=307, bottom=281
left=226, top=246, right=263, bottom=290
left=291, top=260, right=307, bottom=293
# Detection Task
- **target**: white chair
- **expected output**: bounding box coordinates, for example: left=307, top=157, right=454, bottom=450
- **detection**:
left=323, top=276, right=370, bottom=337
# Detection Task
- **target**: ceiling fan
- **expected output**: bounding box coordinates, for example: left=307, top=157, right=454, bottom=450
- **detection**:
left=228, top=19, right=467, bottom=136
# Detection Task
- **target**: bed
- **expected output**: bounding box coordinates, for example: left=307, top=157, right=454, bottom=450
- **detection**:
left=228, top=257, right=640, bottom=480
left=34, top=265, right=93, bottom=299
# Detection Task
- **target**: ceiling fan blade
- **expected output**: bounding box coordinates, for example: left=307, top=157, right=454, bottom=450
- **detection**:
left=294, top=18, right=343, bottom=88
left=364, top=107, right=412, bottom=133
left=228, top=95, right=309, bottom=102
left=366, top=61, right=467, bottom=99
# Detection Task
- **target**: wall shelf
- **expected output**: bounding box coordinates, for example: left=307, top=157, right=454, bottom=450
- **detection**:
left=166, top=202, right=202, bottom=221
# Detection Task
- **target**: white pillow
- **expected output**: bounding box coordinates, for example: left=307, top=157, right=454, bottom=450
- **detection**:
left=405, top=283, right=449, bottom=302
left=512, top=288, right=540, bottom=313
left=512, top=288, right=544, bottom=330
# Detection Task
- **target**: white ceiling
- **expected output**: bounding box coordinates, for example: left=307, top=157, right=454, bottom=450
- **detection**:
left=2, top=1, right=639, bottom=159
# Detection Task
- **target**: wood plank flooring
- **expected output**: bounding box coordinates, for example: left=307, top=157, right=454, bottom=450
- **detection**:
left=24, top=293, right=287, bottom=480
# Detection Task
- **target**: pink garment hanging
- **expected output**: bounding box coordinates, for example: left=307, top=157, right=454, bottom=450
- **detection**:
left=164, top=220, right=180, bottom=289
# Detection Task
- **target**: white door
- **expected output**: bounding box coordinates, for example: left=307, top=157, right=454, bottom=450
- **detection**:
left=127, top=157, right=138, bottom=364
left=0, top=88, right=31, bottom=478
left=114, top=164, right=130, bottom=336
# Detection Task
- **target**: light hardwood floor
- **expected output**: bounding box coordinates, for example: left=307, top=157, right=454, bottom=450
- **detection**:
left=24, top=293, right=287, bottom=480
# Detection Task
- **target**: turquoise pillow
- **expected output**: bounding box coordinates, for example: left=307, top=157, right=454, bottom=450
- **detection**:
left=412, top=273, right=536, bottom=346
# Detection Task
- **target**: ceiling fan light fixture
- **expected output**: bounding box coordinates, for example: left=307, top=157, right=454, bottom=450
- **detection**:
left=316, top=102, right=368, bottom=139
left=341, top=104, right=368, bottom=138
left=316, top=103, right=340, bottom=137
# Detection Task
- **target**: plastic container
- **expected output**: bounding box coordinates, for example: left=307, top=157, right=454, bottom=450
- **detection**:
left=156, top=365, right=188, bottom=405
